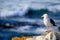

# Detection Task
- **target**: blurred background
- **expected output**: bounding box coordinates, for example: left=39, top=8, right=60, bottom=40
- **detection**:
left=0, top=0, right=60, bottom=40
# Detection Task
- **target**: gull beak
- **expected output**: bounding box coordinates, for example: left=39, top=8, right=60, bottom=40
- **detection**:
left=41, top=15, right=44, bottom=18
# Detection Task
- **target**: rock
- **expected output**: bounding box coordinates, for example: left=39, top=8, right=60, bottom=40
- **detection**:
left=44, top=31, right=56, bottom=40
left=58, top=26, right=60, bottom=31
left=26, top=31, right=59, bottom=40
left=35, top=36, right=44, bottom=40
left=11, top=31, right=60, bottom=40
left=26, top=38, right=34, bottom=40
left=12, top=36, right=32, bottom=40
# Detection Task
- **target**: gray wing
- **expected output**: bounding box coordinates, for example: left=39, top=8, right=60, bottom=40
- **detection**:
left=50, top=18, right=56, bottom=26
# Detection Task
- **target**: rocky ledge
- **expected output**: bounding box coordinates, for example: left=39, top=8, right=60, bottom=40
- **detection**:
left=12, top=31, right=60, bottom=40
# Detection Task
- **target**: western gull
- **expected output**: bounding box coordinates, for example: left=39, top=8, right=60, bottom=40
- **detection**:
left=41, top=14, right=58, bottom=32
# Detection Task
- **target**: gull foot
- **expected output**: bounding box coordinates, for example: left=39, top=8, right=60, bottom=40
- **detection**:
left=46, top=30, right=52, bottom=33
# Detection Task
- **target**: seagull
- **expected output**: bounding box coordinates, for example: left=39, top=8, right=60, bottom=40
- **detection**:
left=41, top=14, right=57, bottom=32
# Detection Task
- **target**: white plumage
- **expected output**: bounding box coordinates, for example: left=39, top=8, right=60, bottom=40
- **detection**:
left=41, top=14, right=56, bottom=28
left=41, top=14, right=59, bottom=32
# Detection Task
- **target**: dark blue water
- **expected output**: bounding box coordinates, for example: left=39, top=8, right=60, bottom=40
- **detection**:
left=0, top=9, right=60, bottom=40
left=0, top=0, right=60, bottom=40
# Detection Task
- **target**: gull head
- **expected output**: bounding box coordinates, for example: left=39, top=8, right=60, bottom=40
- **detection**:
left=41, top=14, right=48, bottom=18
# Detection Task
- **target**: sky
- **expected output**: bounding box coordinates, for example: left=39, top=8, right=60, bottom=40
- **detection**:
left=0, top=0, right=60, bottom=17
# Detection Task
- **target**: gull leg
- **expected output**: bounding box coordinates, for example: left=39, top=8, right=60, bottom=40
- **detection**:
left=46, top=28, right=52, bottom=33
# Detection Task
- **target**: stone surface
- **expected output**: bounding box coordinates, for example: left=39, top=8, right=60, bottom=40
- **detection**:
left=26, top=31, right=60, bottom=40
left=11, top=31, right=60, bottom=40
